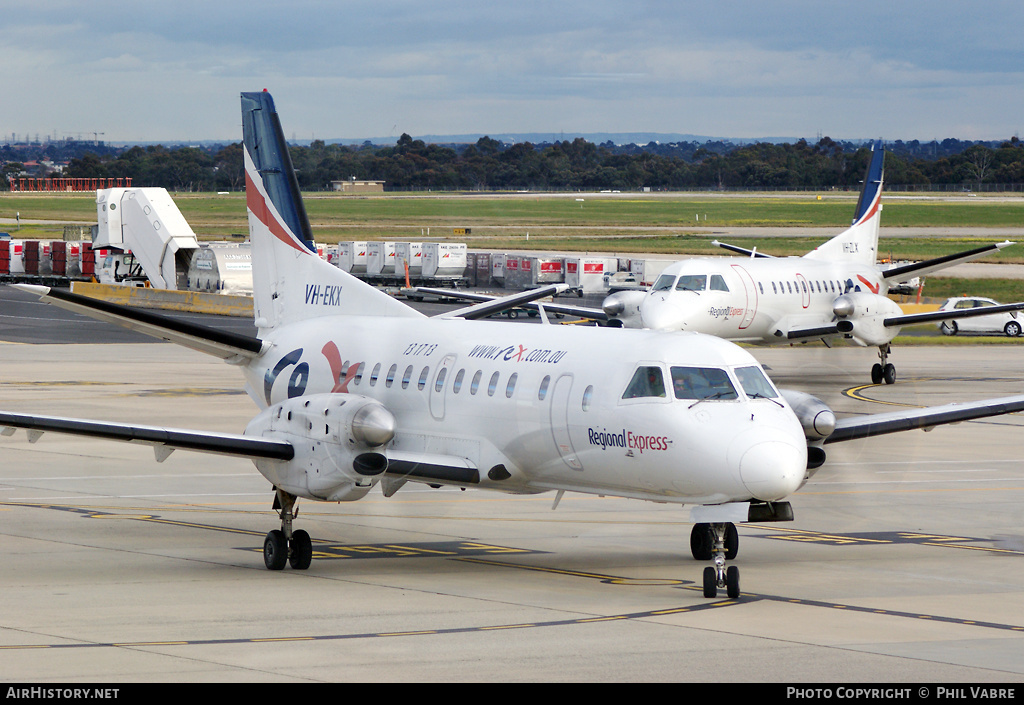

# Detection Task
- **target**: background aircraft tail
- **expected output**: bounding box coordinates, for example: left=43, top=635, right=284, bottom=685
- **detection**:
left=803, top=140, right=885, bottom=266
left=241, top=90, right=422, bottom=332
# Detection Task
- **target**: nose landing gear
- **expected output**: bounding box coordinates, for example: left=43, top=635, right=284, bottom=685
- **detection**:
left=691, top=522, right=740, bottom=599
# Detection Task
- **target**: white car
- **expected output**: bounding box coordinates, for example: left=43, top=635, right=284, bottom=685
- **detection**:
left=937, top=296, right=1023, bottom=337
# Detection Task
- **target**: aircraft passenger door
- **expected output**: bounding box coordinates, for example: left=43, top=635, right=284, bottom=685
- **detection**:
left=729, top=264, right=758, bottom=329
left=429, top=354, right=457, bottom=421
left=795, top=273, right=811, bottom=309
left=550, top=374, right=583, bottom=470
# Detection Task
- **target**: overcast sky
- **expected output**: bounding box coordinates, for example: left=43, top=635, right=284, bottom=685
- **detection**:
left=4, top=1, right=1023, bottom=144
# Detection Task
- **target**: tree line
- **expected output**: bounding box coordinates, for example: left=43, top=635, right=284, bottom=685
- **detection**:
left=4, top=135, right=1023, bottom=192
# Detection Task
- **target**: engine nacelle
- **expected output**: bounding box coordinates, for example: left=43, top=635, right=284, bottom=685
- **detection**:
left=779, top=389, right=836, bottom=441
left=602, top=290, right=645, bottom=327
left=245, top=393, right=397, bottom=502
left=832, top=292, right=903, bottom=346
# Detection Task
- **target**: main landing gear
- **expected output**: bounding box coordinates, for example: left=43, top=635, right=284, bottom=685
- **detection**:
left=690, top=522, right=740, bottom=599
left=264, top=488, right=313, bottom=570
left=871, top=344, right=896, bottom=385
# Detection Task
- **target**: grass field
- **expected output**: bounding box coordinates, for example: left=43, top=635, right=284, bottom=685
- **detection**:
left=2, top=190, right=1023, bottom=263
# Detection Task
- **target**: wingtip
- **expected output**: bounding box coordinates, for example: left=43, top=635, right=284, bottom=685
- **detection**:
left=11, top=283, right=50, bottom=297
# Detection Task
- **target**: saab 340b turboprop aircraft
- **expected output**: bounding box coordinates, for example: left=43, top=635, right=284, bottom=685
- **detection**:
left=6, top=92, right=1024, bottom=599
left=601, top=142, right=1023, bottom=384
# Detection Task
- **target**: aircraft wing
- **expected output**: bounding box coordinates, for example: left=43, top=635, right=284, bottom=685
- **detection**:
left=13, top=284, right=268, bottom=362
left=883, top=301, right=1024, bottom=328
left=711, top=240, right=775, bottom=258
left=427, top=285, right=608, bottom=321
left=0, top=410, right=294, bottom=463
left=824, top=394, right=1024, bottom=444
left=881, top=241, right=1014, bottom=282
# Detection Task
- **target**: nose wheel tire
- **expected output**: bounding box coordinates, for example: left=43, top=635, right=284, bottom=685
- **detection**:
left=264, top=529, right=288, bottom=570
left=702, top=564, right=741, bottom=599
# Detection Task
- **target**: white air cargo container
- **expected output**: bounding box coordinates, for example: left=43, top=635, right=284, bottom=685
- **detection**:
left=491, top=253, right=506, bottom=286
left=187, top=244, right=253, bottom=295
left=366, top=241, right=396, bottom=277
left=337, top=241, right=368, bottom=274
left=394, top=242, right=423, bottom=278
left=422, top=243, right=468, bottom=278
left=629, top=258, right=673, bottom=286
left=524, top=257, right=564, bottom=286
left=565, top=256, right=618, bottom=294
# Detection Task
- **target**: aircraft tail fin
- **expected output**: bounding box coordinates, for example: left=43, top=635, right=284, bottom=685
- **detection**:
left=240, top=90, right=422, bottom=332
left=803, top=140, right=885, bottom=265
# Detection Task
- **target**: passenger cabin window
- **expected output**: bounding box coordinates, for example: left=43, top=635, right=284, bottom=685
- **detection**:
left=735, top=366, right=779, bottom=399
left=369, top=363, right=381, bottom=386
left=386, top=364, right=398, bottom=388
left=470, top=370, right=482, bottom=395
left=505, top=373, right=518, bottom=398
left=622, top=366, right=667, bottom=399
left=353, top=362, right=364, bottom=385
left=487, top=371, right=500, bottom=397
left=418, top=366, right=430, bottom=390
left=675, top=274, right=706, bottom=292
left=401, top=365, right=413, bottom=389
left=434, top=367, right=448, bottom=392
left=453, top=369, right=465, bottom=394
left=670, top=367, right=738, bottom=401
left=709, top=274, right=729, bottom=292
left=538, top=375, right=551, bottom=401
left=582, top=385, right=594, bottom=411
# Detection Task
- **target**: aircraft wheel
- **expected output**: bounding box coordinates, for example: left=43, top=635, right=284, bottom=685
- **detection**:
left=941, top=321, right=957, bottom=336
left=703, top=566, right=717, bottom=598
left=883, top=363, right=896, bottom=385
left=289, top=529, right=313, bottom=570
left=726, top=566, right=740, bottom=599
left=264, top=529, right=288, bottom=571
left=690, top=523, right=713, bottom=560
left=724, top=522, right=739, bottom=560
left=871, top=363, right=884, bottom=385
left=507, top=310, right=518, bottom=319
left=1005, top=321, right=1021, bottom=337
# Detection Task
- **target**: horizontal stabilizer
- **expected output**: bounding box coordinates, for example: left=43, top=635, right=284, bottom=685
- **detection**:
left=825, top=394, right=1024, bottom=444
left=0, top=410, right=294, bottom=461
left=883, top=301, right=1024, bottom=328
left=882, top=241, right=1015, bottom=281
left=434, top=284, right=605, bottom=320
left=13, top=284, right=267, bottom=362
left=711, top=240, right=774, bottom=258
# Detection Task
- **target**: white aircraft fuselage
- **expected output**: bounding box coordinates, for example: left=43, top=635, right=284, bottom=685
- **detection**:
left=635, top=256, right=893, bottom=343
left=243, top=315, right=807, bottom=507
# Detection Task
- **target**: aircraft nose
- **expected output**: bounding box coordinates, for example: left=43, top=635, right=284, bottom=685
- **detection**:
left=737, top=439, right=805, bottom=501
left=639, top=297, right=687, bottom=330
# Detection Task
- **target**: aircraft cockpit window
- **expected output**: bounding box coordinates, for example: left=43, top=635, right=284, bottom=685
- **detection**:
left=709, top=274, right=729, bottom=292
left=670, top=366, right=738, bottom=401
left=652, top=274, right=675, bottom=292
left=734, top=365, right=779, bottom=399
left=622, top=366, right=667, bottom=399
left=675, top=275, right=706, bottom=292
